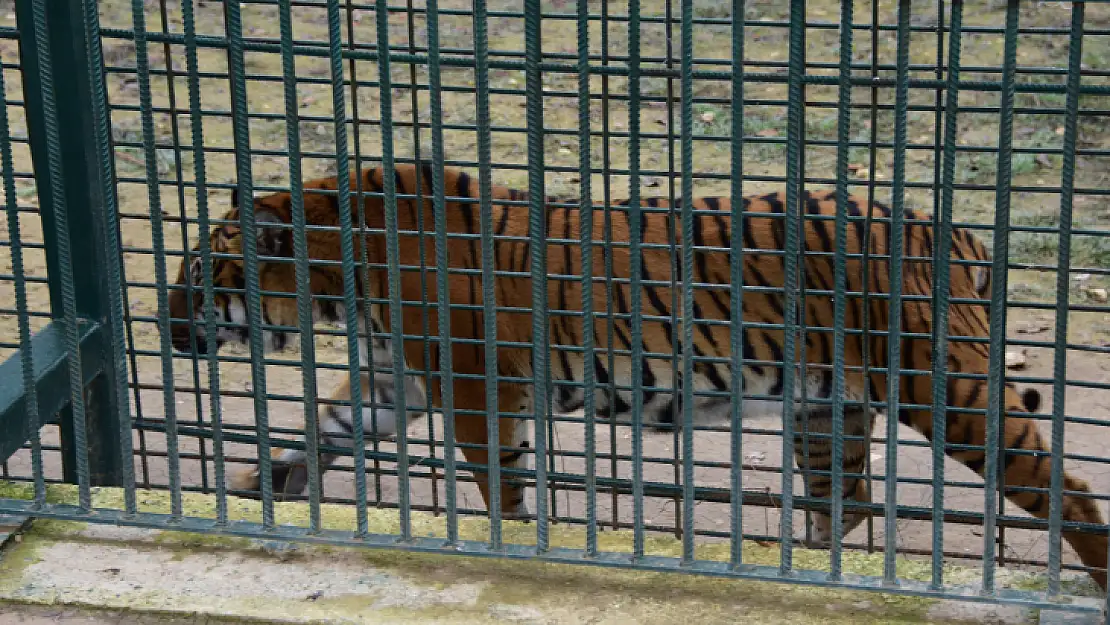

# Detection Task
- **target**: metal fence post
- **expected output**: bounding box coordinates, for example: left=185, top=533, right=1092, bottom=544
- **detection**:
left=13, top=0, right=129, bottom=487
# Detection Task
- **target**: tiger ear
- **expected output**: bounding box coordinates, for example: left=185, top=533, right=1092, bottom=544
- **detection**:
left=255, top=208, right=288, bottom=258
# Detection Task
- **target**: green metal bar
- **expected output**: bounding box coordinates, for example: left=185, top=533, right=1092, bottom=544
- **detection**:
left=373, top=0, right=411, bottom=540
left=627, top=0, right=645, bottom=561
left=223, top=0, right=274, bottom=527
left=0, top=498, right=1101, bottom=615
left=155, top=0, right=209, bottom=499
left=1047, top=0, right=1086, bottom=598
left=14, top=0, right=129, bottom=495
left=23, top=0, right=88, bottom=508
left=884, top=0, right=911, bottom=584
left=88, top=27, right=1110, bottom=97
left=574, top=0, right=597, bottom=558
left=728, top=0, right=746, bottom=570
left=780, top=0, right=805, bottom=574
left=180, top=0, right=226, bottom=525
left=932, top=0, right=965, bottom=590
left=599, top=0, right=621, bottom=534
left=983, top=0, right=1021, bottom=595
left=0, top=320, right=101, bottom=466
left=472, top=0, right=503, bottom=547
left=327, top=0, right=367, bottom=536
left=424, top=0, right=459, bottom=545
left=524, top=0, right=550, bottom=554
left=828, top=0, right=854, bottom=581
left=130, top=0, right=182, bottom=521
left=678, top=0, right=696, bottom=564
left=0, top=16, right=44, bottom=506
left=277, top=0, right=321, bottom=532
left=78, top=0, right=135, bottom=512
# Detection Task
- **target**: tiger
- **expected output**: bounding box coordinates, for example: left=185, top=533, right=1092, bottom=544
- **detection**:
left=168, top=162, right=1107, bottom=589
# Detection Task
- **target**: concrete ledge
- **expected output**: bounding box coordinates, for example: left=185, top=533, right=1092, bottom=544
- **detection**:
left=0, top=482, right=1102, bottom=624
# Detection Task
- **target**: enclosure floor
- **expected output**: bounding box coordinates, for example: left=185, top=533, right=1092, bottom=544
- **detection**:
left=0, top=495, right=1102, bottom=625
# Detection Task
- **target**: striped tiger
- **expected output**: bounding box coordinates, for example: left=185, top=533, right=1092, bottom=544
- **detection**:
left=168, top=162, right=1106, bottom=588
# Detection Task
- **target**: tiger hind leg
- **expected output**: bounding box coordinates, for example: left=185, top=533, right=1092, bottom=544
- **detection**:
left=793, top=406, right=874, bottom=547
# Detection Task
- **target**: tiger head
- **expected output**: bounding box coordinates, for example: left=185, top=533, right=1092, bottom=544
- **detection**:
left=169, top=188, right=296, bottom=356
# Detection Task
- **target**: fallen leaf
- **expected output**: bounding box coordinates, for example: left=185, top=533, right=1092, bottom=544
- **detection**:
left=755, top=128, right=779, bottom=137
left=744, top=451, right=767, bottom=465
left=1015, top=321, right=1050, bottom=334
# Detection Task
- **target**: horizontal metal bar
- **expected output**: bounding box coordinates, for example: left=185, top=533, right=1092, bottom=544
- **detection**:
left=0, top=319, right=103, bottom=464
left=0, top=498, right=1100, bottom=614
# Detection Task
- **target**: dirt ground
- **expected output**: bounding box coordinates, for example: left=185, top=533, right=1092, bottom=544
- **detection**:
left=0, top=0, right=1108, bottom=583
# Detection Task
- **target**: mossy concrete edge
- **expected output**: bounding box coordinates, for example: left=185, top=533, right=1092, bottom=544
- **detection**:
left=0, top=481, right=1097, bottom=624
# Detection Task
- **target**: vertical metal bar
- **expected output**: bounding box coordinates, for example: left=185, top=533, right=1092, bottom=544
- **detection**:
left=346, top=3, right=383, bottom=511
left=524, top=0, right=550, bottom=554
left=277, top=0, right=321, bottom=532
left=933, top=0, right=965, bottom=591
left=471, top=0, right=502, bottom=547
left=575, top=0, right=597, bottom=558
left=158, top=0, right=209, bottom=497
left=26, top=0, right=91, bottom=510
left=663, top=0, right=683, bottom=543
left=982, top=0, right=1020, bottom=595
left=600, top=0, right=621, bottom=534
left=829, top=0, right=854, bottom=582
left=0, top=50, right=44, bottom=507
left=425, top=0, right=458, bottom=545
left=885, top=0, right=911, bottom=584
left=130, top=0, right=182, bottom=521
left=400, top=0, right=437, bottom=519
left=371, top=0, right=406, bottom=538
left=860, top=0, right=880, bottom=554
left=223, top=0, right=273, bottom=527
left=627, top=0, right=646, bottom=561
left=180, top=0, right=224, bottom=524
left=678, top=0, right=695, bottom=564
left=728, top=0, right=746, bottom=570
left=780, top=0, right=805, bottom=574
left=1047, top=0, right=1085, bottom=598
left=14, top=0, right=130, bottom=493
left=79, top=0, right=135, bottom=511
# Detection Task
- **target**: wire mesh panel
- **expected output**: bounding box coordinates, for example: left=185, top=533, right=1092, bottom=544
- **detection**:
left=0, top=0, right=1109, bottom=616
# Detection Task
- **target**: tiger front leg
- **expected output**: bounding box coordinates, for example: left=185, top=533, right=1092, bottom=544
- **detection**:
left=229, top=373, right=410, bottom=500
left=452, top=379, right=534, bottom=521
left=793, top=406, right=874, bottom=547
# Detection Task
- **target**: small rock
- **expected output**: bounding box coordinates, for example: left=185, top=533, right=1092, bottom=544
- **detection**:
left=1074, top=273, right=1092, bottom=283
left=1015, top=321, right=1050, bottom=334
left=1086, top=287, right=1108, bottom=303
left=700, top=110, right=716, bottom=123
left=743, top=451, right=766, bottom=465
left=1005, top=350, right=1027, bottom=369
left=755, top=127, right=779, bottom=137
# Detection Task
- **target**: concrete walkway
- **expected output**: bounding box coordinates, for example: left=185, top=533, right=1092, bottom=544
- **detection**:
left=0, top=483, right=1102, bottom=625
